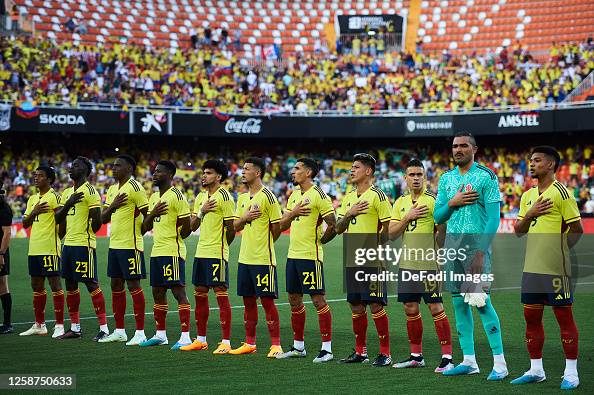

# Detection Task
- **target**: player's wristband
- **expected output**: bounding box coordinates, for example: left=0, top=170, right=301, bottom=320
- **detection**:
left=198, top=211, right=204, bottom=219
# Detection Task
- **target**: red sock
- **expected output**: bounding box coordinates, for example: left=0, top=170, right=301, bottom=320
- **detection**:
left=243, top=296, right=258, bottom=345
left=317, top=304, right=332, bottom=342
left=216, top=290, right=231, bottom=340
left=154, top=304, right=168, bottom=330
left=33, top=290, right=47, bottom=325
left=179, top=303, right=191, bottom=333
left=432, top=310, right=452, bottom=355
left=90, top=288, right=107, bottom=326
left=373, top=308, right=390, bottom=356
left=66, top=289, right=80, bottom=325
left=524, top=304, right=545, bottom=359
left=194, top=291, right=209, bottom=337
left=130, top=288, right=145, bottom=330
left=112, top=290, right=126, bottom=329
left=291, top=305, right=306, bottom=342
left=261, top=297, right=280, bottom=346
left=352, top=311, right=368, bottom=355
left=52, top=290, right=64, bottom=325
left=553, top=305, right=579, bottom=359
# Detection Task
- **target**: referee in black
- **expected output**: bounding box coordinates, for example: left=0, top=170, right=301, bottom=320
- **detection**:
left=0, top=184, right=13, bottom=334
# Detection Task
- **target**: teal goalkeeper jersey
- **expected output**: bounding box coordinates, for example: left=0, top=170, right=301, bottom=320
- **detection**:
left=435, top=162, right=500, bottom=234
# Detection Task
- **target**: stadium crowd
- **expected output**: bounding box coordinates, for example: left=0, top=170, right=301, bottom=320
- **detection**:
left=1, top=35, right=593, bottom=113
left=1, top=140, right=593, bottom=219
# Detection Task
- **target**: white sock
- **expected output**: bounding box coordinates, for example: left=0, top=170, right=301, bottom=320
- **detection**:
left=71, top=323, right=81, bottom=332
left=293, top=340, right=305, bottom=351
left=100, top=324, right=109, bottom=334
left=530, top=358, right=544, bottom=373
left=222, top=339, right=230, bottom=346
left=55, top=324, right=64, bottom=328
left=197, top=335, right=207, bottom=343
left=135, top=329, right=145, bottom=337
left=156, top=330, right=167, bottom=340
left=115, top=328, right=126, bottom=336
left=179, top=331, right=191, bottom=344
left=462, top=354, right=477, bottom=367
left=411, top=353, right=422, bottom=357
left=442, top=354, right=452, bottom=360
left=564, top=359, right=578, bottom=377
left=493, top=353, right=507, bottom=372
left=321, top=341, right=332, bottom=353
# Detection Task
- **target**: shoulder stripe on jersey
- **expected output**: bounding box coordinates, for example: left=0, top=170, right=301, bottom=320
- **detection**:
left=218, top=188, right=230, bottom=201
left=172, top=188, right=184, bottom=200
left=553, top=183, right=569, bottom=200
left=314, top=185, right=327, bottom=200
left=262, top=188, right=276, bottom=205
left=52, top=191, right=61, bottom=203
left=370, top=187, right=387, bottom=201
left=86, top=184, right=95, bottom=195
left=476, top=165, right=496, bottom=180
left=424, top=191, right=436, bottom=200
left=554, top=181, right=570, bottom=198
left=128, top=179, right=141, bottom=192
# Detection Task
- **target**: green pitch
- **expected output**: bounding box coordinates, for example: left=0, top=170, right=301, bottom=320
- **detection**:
left=1, top=236, right=592, bottom=394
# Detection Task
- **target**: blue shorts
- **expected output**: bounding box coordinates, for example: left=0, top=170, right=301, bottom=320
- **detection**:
left=150, top=256, right=185, bottom=288
left=237, top=263, right=278, bottom=298
left=192, top=258, right=229, bottom=288
left=107, top=249, right=146, bottom=280
left=28, top=255, right=61, bottom=277
left=347, top=276, right=388, bottom=306
left=286, top=258, right=325, bottom=295
left=521, top=273, right=573, bottom=306
left=397, top=269, right=443, bottom=304
left=61, top=246, right=98, bottom=283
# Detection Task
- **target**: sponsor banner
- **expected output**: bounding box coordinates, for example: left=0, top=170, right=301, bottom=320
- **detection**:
left=404, top=115, right=453, bottom=136
left=9, top=107, right=129, bottom=134
left=337, top=14, right=404, bottom=34
left=131, top=110, right=171, bottom=135
left=454, top=109, right=555, bottom=135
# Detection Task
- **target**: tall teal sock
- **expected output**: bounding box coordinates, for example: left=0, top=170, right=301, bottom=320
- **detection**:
left=476, top=295, right=504, bottom=355
left=452, top=293, right=475, bottom=356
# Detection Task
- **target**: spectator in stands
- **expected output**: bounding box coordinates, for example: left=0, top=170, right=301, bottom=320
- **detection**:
left=10, top=5, right=18, bottom=31
left=233, top=29, right=241, bottom=51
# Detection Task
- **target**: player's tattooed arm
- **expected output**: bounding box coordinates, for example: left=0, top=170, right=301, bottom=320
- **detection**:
left=224, top=219, right=236, bottom=245
left=320, top=213, right=337, bottom=244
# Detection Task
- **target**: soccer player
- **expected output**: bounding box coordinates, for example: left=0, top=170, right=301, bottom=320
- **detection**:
left=0, top=185, right=13, bottom=335
left=228, top=157, right=283, bottom=358
left=276, top=158, right=336, bottom=363
left=389, top=159, right=453, bottom=372
left=434, top=132, right=508, bottom=380
left=180, top=160, right=236, bottom=354
left=511, top=146, right=583, bottom=390
left=98, top=155, right=149, bottom=345
left=139, top=160, right=192, bottom=350
left=19, top=166, right=65, bottom=338
left=54, top=157, right=109, bottom=341
left=335, top=153, right=392, bottom=367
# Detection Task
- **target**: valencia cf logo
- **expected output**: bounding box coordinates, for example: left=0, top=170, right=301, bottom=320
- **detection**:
left=465, top=184, right=473, bottom=192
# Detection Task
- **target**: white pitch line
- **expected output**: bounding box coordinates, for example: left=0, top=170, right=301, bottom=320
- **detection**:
left=11, top=282, right=594, bottom=326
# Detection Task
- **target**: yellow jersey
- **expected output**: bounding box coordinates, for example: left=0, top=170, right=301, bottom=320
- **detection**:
left=337, top=185, right=391, bottom=235
left=236, top=187, right=282, bottom=266
left=149, top=187, right=191, bottom=259
left=24, top=188, right=61, bottom=256
left=518, top=181, right=581, bottom=275
left=286, top=185, right=335, bottom=261
left=105, top=178, right=149, bottom=251
left=192, top=187, right=236, bottom=260
left=60, top=182, right=101, bottom=248
left=391, top=191, right=438, bottom=270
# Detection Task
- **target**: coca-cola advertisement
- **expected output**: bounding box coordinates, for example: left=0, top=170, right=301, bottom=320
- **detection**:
left=224, top=117, right=262, bottom=134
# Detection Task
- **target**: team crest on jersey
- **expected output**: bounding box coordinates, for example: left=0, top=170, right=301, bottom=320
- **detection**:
left=252, top=203, right=260, bottom=210
left=303, top=197, right=311, bottom=205
left=465, top=184, right=473, bottom=192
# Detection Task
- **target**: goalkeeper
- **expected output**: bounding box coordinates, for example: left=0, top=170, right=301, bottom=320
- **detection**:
left=434, top=133, right=508, bottom=381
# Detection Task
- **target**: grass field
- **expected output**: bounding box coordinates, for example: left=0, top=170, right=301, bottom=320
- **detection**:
left=1, top=236, right=592, bottom=394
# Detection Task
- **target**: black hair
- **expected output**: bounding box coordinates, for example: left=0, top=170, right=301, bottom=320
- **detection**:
left=531, top=145, right=561, bottom=171
left=36, top=166, right=56, bottom=183
left=75, top=156, right=93, bottom=176
left=406, top=158, right=425, bottom=171
left=203, top=159, right=228, bottom=182
left=353, top=153, right=376, bottom=172
left=117, top=154, right=137, bottom=170
left=157, top=160, right=177, bottom=176
left=245, top=157, right=266, bottom=178
left=453, top=131, right=477, bottom=146
left=297, top=157, right=319, bottom=178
